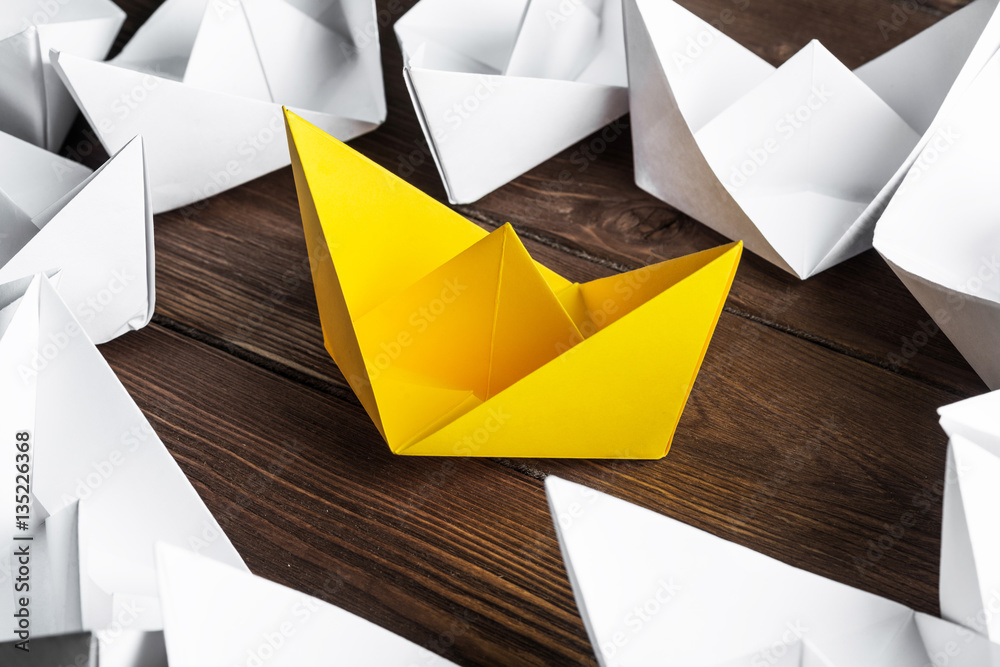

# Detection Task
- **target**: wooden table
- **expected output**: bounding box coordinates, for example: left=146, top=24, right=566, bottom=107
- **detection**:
left=68, top=0, right=985, bottom=663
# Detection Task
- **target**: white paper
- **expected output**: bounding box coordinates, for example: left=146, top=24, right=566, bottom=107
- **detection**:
left=156, top=543, right=461, bottom=666
left=0, top=0, right=125, bottom=151
left=546, top=475, right=1000, bottom=666
left=626, top=0, right=1000, bottom=279
left=97, top=630, right=168, bottom=667
left=938, top=391, right=1000, bottom=643
left=52, top=0, right=386, bottom=213
left=0, top=500, right=83, bottom=645
left=874, top=48, right=1000, bottom=390
left=0, top=131, right=154, bottom=344
left=395, top=0, right=629, bottom=204
left=0, top=276, right=247, bottom=646
left=0, top=129, right=90, bottom=216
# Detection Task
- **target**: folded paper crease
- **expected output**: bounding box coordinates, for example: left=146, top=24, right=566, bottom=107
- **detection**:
left=626, top=0, right=1000, bottom=279
left=545, top=476, right=1000, bottom=665
left=0, top=131, right=154, bottom=343
left=285, top=107, right=742, bottom=458
left=52, top=0, right=386, bottom=213
left=395, top=0, right=629, bottom=204
left=874, top=46, right=1000, bottom=390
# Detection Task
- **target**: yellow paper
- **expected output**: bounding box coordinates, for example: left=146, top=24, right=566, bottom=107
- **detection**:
left=284, top=108, right=743, bottom=458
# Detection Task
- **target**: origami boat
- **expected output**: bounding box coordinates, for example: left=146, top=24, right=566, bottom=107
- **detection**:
left=155, top=544, right=459, bottom=666
left=0, top=0, right=124, bottom=150
left=53, top=0, right=387, bottom=213
left=0, top=131, right=153, bottom=343
left=938, top=391, right=1000, bottom=642
left=874, top=48, right=1000, bottom=391
left=394, top=0, right=629, bottom=204
left=0, top=275, right=245, bottom=655
left=284, top=108, right=742, bottom=458
left=625, top=0, right=1000, bottom=278
left=546, top=476, right=1000, bottom=665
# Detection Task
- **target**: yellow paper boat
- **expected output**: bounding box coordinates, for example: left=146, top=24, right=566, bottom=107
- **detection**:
left=284, top=109, right=743, bottom=459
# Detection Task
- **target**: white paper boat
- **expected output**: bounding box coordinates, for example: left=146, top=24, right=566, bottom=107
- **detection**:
left=156, top=543, right=461, bottom=666
left=0, top=275, right=245, bottom=657
left=53, top=0, right=387, bottom=213
left=0, top=130, right=154, bottom=344
left=874, top=49, right=1000, bottom=390
left=625, top=0, right=1000, bottom=278
left=939, top=391, right=1000, bottom=643
left=395, top=0, right=629, bottom=204
left=546, top=475, right=1000, bottom=665
left=0, top=0, right=124, bottom=151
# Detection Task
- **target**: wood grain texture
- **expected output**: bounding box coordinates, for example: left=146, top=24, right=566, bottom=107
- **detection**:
left=57, top=0, right=989, bottom=663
